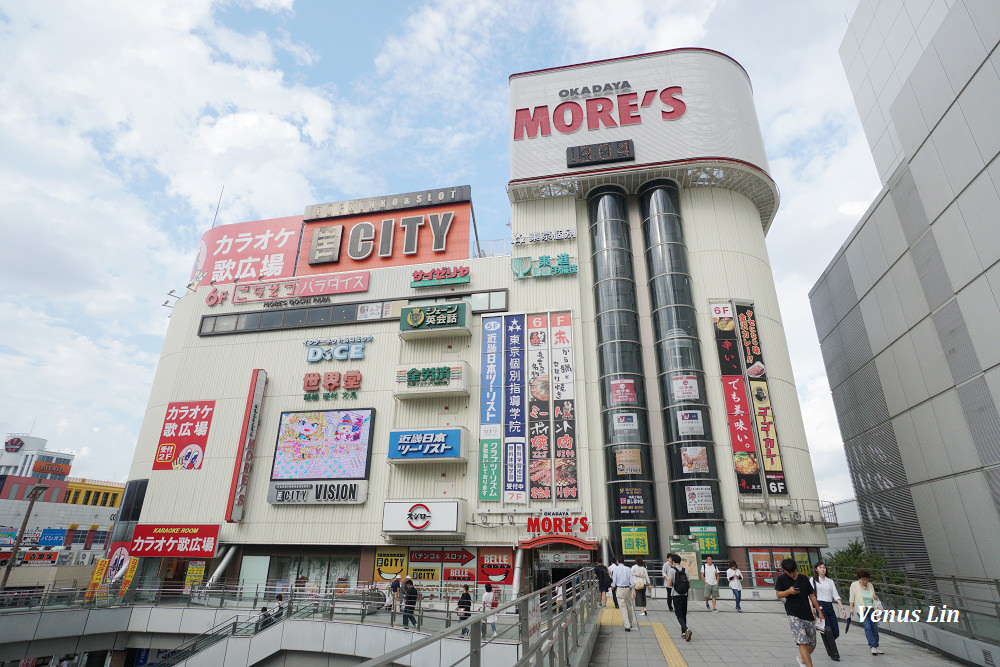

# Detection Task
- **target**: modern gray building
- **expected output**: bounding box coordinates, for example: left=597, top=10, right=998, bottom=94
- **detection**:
left=811, top=0, right=1000, bottom=600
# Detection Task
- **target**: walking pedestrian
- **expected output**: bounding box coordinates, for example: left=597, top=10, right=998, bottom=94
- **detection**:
left=849, top=568, right=884, bottom=656
left=775, top=557, right=824, bottom=667
left=726, top=561, right=743, bottom=612
left=700, top=555, right=720, bottom=612
left=660, top=558, right=674, bottom=611
left=631, top=556, right=651, bottom=616
left=458, top=584, right=473, bottom=636
left=273, top=592, right=285, bottom=620
left=482, top=583, right=500, bottom=638
left=595, top=563, right=611, bottom=608
left=811, top=561, right=845, bottom=661
left=402, top=580, right=419, bottom=628
left=665, top=553, right=692, bottom=641
left=607, top=558, right=621, bottom=609
left=390, top=575, right=401, bottom=612
left=610, top=555, right=637, bottom=631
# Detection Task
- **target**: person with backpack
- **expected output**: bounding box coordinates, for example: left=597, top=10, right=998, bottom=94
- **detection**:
left=665, top=553, right=693, bottom=641
left=594, top=563, right=612, bottom=608
left=482, top=582, right=500, bottom=638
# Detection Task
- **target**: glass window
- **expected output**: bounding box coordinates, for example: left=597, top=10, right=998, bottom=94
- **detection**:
left=64, top=489, right=73, bottom=503
left=283, top=309, right=308, bottom=326
left=596, top=310, right=639, bottom=342
left=331, top=305, right=355, bottom=322
left=92, top=491, right=101, bottom=505
left=82, top=490, right=92, bottom=505
left=72, top=530, right=88, bottom=544
left=594, top=279, right=638, bottom=313
left=307, top=307, right=332, bottom=325
left=656, top=337, right=703, bottom=372
left=200, top=317, right=216, bottom=334
left=100, top=492, right=109, bottom=506
left=469, top=292, right=489, bottom=312
left=259, top=310, right=284, bottom=329
left=642, top=213, right=684, bottom=246
left=598, top=341, right=644, bottom=376
left=648, top=274, right=693, bottom=311
left=72, top=490, right=81, bottom=504
left=8, top=484, right=18, bottom=499
left=652, top=306, right=697, bottom=338
left=489, top=291, right=507, bottom=310
left=237, top=312, right=262, bottom=331
left=593, top=248, right=634, bottom=282
left=589, top=218, right=631, bottom=252
left=109, top=494, right=118, bottom=507
left=645, top=242, right=687, bottom=276
left=214, top=314, right=238, bottom=332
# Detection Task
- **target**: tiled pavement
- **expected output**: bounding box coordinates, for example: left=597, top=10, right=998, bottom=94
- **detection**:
left=589, top=595, right=963, bottom=666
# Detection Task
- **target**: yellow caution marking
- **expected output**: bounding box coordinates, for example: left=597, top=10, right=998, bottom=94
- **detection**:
left=599, top=607, right=622, bottom=625
left=641, top=622, right=688, bottom=666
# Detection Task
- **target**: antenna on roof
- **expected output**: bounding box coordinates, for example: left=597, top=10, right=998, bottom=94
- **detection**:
left=29, top=418, right=36, bottom=435
left=210, top=185, right=225, bottom=229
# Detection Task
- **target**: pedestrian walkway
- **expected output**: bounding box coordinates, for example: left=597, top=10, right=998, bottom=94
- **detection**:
left=589, top=594, right=962, bottom=666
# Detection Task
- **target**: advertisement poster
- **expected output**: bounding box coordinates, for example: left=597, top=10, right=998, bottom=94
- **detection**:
left=677, top=410, right=704, bottom=436
left=609, top=378, right=636, bottom=404
left=794, top=552, right=813, bottom=576
left=527, top=314, right=552, bottom=501
left=478, top=547, right=514, bottom=602
left=551, top=312, right=577, bottom=500
left=735, top=305, right=767, bottom=377
left=748, top=380, right=787, bottom=494
left=120, top=557, right=140, bottom=593
left=621, top=527, right=649, bottom=555
left=715, top=301, right=764, bottom=496
left=615, top=447, right=643, bottom=475
left=184, top=560, right=206, bottom=593
left=480, top=317, right=503, bottom=425
left=671, top=375, right=700, bottom=401
left=504, top=315, right=527, bottom=503
left=84, top=558, right=109, bottom=602
left=689, top=526, right=719, bottom=556
left=271, top=409, right=374, bottom=481
left=748, top=548, right=776, bottom=587
left=617, top=487, right=648, bottom=517
left=684, top=485, right=715, bottom=514
left=130, top=524, right=219, bottom=558
left=680, top=446, right=709, bottom=474
left=153, top=400, right=216, bottom=471
left=612, top=412, right=639, bottom=435
left=373, top=547, right=409, bottom=583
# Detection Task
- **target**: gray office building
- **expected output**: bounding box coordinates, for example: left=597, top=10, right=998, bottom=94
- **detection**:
left=811, top=0, right=1000, bottom=600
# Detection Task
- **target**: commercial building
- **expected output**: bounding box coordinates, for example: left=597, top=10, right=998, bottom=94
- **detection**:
left=811, top=0, right=1000, bottom=592
left=1, top=434, right=73, bottom=480
left=113, top=49, right=828, bottom=601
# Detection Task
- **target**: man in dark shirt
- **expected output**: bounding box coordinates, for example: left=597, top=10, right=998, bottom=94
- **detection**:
left=775, top=558, right=824, bottom=667
left=403, top=580, right=419, bottom=628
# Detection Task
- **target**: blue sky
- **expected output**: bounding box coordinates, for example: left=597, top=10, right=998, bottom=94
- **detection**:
left=0, top=0, right=877, bottom=500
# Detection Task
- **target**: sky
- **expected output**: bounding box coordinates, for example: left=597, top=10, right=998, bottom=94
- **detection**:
left=0, top=0, right=879, bottom=502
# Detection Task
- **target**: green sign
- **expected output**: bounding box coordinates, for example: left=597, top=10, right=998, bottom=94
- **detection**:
left=689, top=525, right=720, bottom=556
left=621, top=526, right=649, bottom=555
left=405, top=367, right=452, bottom=387
left=479, top=438, right=501, bottom=500
left=667, top=534, right=703, bottom=589
left=511, top=254, right=579, bottom=279
left=411, top=276, right=470, bottom=287
left=399, top=303, right=467, bottom=330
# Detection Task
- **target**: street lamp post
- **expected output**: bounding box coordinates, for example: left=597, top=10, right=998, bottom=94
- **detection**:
left=0, top=485, right=49, bottom=590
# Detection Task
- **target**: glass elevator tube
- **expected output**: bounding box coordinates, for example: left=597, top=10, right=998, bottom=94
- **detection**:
left=639, top=180, right=726, bottom=553
left=588, top=186, right=659, bottom=559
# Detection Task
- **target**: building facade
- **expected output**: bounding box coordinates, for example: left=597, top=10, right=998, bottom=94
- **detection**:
left=811, top=0, right=1000, bottom=592
left=1, top=434, right=74, bottom=480
left=113, top=49, right=827, bottom=601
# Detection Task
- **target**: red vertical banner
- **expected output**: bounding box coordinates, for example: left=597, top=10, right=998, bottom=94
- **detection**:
left=478, top=547, right=514, bottom=601
left=153, top=401, right=216, bottom=471
left=712, top=303, right=763, bottom=495
left=527, top=314, right=552, bottom=501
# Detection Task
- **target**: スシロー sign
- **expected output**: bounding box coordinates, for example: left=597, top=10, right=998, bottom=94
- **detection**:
left=388, top=428, right=466, bottom=463
left=382, top=500, right=463, bottom=534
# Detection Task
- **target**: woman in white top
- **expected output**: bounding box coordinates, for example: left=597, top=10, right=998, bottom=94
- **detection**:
left=630, top=556, right=651, bottom=615
left=481, top=583, right=499, bottom=638
left=812, top=561, right=846, bottom=661
left=725, top=561, right=743, bottom=612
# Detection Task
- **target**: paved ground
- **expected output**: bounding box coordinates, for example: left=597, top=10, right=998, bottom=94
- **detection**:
left=588, top=594, right=962, bottom=666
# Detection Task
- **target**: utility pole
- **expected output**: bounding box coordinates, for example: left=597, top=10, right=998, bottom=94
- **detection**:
left=1, top=485, right=48, bottom=590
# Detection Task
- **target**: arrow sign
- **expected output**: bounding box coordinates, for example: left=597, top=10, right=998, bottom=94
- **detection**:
left=408, top=548, right=475, bottom=565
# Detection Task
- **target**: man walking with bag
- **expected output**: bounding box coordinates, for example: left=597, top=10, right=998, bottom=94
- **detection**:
left=610, top=555, right=637, bottom=631
left=666, top=553, right=693, bottom=641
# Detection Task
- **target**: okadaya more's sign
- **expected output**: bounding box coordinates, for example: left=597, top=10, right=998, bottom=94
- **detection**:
left=508, top=50, right=770, bottom=182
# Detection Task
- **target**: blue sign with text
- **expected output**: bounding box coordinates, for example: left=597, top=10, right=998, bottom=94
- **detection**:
left=38, top=529, right=67, bottom=546
left=388, top=428, right=463, bottom=460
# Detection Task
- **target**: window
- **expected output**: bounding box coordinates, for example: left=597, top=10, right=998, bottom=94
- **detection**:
left=91, top=531, right=108, bottom=547
left=100, top=492, right=109, bottom=506
left=64, top=490, right=73, bottom=503
left=91, top=491, right=100, bottom=505
left=72, top=490, right=81, bottom=504
left=72, top=530, right=88, bottom=545
left=9, top=484, right=19, bottom=500
left=82, top=490, right=91, bottom=505
left=109, top=494, right=118, bottom=507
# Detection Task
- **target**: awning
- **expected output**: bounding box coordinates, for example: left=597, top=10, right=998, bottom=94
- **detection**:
left=517, top=535, right=599, bottom=551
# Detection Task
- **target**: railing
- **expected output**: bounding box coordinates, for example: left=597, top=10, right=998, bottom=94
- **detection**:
left=360, top=568, right=600, bottom=667
left=825, top=566, right=1000, bottom=645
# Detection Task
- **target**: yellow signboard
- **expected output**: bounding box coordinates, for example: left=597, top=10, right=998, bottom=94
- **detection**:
left=749, top=380, right=785, bottom=473
left=84, top=558, right=109, bottom=602
left=621, top=527, right=649, bottom=555
left=119, top=557, right=140, bottom=593
left=374, top=548, right=408, bottom=583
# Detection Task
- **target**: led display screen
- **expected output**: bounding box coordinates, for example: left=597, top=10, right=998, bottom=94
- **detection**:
left=270, top=409, right=374, bottom=481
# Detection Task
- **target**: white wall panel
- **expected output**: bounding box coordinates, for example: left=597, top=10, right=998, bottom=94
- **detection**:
left=932, top=105, right=982, bottom=194
left=932, top=204, right=981, bottom=291
left=934, top=2, right=987, bottom=94
left=888, top=254, right=929, bottom=332
left=957, top=58, right=1000, bottom=164
left=956, top=273, right=1000, bottom=370
left=928, top=391, right=980, bottom=474
left=890, top=413, right=929, bottom=483
left=909, top=142, right=954, bottom=222
left=957, top=169, right=1000, bottom=268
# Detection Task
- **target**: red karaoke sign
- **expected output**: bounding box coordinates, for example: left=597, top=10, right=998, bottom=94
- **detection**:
left=130, top=525, right=219, bottom=558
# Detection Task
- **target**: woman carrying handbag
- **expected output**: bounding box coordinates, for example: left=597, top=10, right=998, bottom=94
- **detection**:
left=849, top=568, right=884, bottom=656
left=631, top=556, right=651, bottom=616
